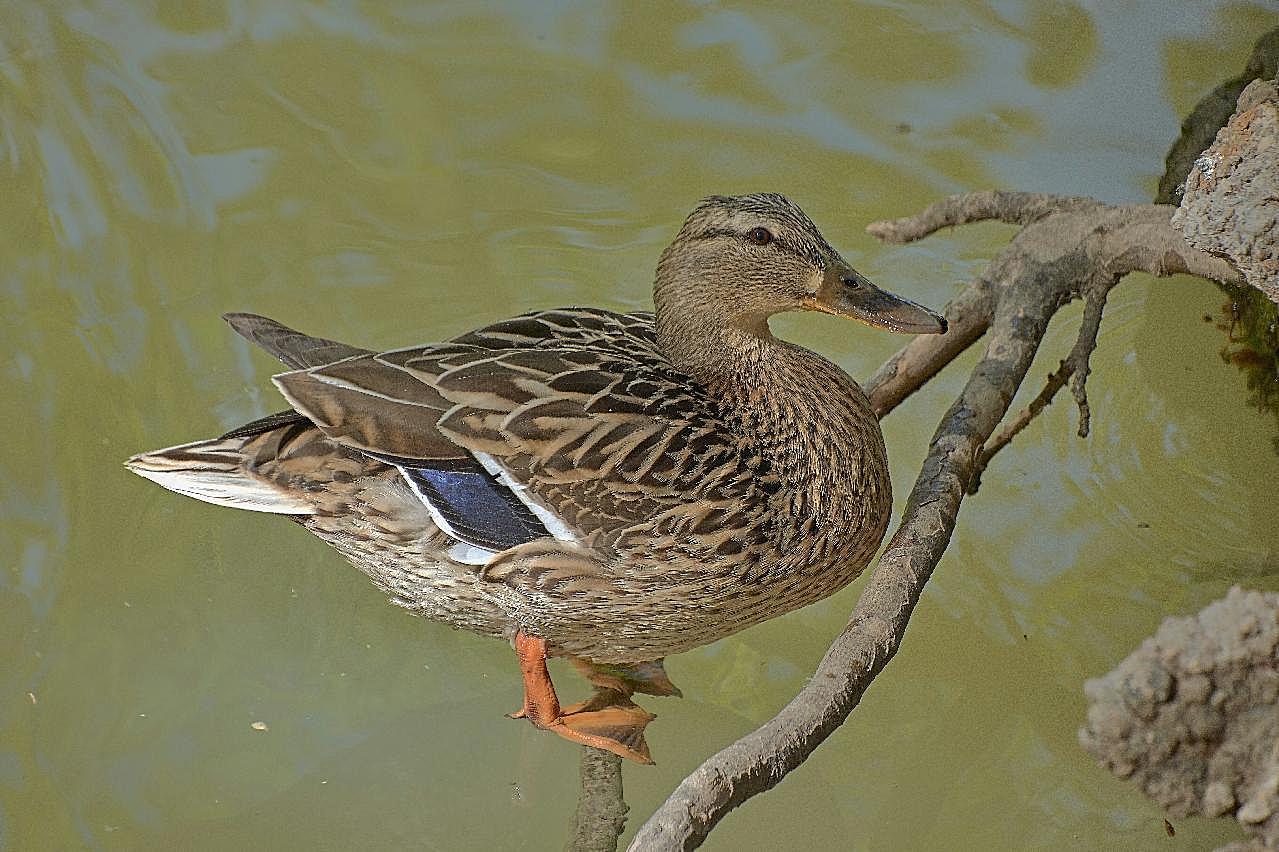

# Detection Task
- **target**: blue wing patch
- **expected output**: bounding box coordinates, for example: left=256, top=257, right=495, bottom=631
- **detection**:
left=394, top=457, right=550, bottom=552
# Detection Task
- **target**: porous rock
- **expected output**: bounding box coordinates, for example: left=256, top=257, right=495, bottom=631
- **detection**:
left=1172, top=79, right=1279, bottom=304
left=1080, top=587, right=1279, bottom=849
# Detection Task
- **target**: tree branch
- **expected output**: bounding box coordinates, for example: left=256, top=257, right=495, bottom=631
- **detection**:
left=968, top=358, right=1074, bottom=495
left=863, top=273, right=994, bottom=417
left=629, top=194, right=1240, bottom=851
left=566, top=748, right=628, bottom=852
left=866, top=190, right=1100, bottom=242
left=1067, top=278, right=1113, bottom=438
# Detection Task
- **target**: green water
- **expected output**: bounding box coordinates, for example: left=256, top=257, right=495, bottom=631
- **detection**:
left=3, top=2, right=1278, bottom=849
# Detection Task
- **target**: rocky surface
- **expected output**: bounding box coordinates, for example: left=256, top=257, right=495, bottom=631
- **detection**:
left=1172, top=79, right=1279, bottom=304
left=1080, top=587, right=1279, bottom=849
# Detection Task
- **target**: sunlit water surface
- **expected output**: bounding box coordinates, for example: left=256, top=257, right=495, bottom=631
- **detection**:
left=3, top=2, right=1278, bottom=849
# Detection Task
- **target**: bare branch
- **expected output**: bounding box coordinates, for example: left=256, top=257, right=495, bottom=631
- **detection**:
left=566, top=748, right=628, bottom=852
left=866, top=190, right=1099, bottom=243
left=971, top=277, right=1120, bottom=490
left=630, top=194, right=1242, bottom=851
left=1099, top=218, right=1242, bottom=284
left=866, top=200, right=1241, bottom=423
left=969, top=359, right=1074, bottom=494
left=968, top=205, right=1240, bottom=488
left=863, top=274, right=995, bottom=417
left=1067, top=279, right=1114, bottom=438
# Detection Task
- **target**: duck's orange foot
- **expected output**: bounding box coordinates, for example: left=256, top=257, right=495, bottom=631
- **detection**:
left=508, top=632, right=657, bottom=764
left=554, top=688, right=656, bottom=763
left=507, top=700, right=654, bottom=762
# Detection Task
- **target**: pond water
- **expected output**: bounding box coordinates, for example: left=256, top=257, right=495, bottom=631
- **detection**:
left=3, top=2, right=1278, bottom=850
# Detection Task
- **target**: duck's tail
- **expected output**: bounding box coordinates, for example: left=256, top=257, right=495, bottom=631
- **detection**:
left=125, top=435, right=312, bottom=515
left=127, top=311, right=359, bottom=516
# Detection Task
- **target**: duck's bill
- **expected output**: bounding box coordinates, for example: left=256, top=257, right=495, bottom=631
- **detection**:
left=803, top=266, right=947, bottom=335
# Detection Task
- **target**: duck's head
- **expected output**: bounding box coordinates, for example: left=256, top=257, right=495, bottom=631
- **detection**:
left=654, top=193, right=946, bottom=337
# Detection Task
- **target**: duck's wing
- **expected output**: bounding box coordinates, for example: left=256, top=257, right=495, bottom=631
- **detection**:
left=448, top=307, right=660, bottom=362
left=269, top=309, right=760, bottom=551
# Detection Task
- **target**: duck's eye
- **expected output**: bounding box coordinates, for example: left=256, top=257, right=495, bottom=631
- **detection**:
left=746, top=227, right=773, bottom=246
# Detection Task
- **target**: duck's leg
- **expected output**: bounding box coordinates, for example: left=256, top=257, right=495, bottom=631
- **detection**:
left=507, top=632, right=656, bottom=764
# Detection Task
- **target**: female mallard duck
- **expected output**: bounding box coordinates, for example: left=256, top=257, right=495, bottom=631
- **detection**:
left=127, top=194, right=945, bottom=762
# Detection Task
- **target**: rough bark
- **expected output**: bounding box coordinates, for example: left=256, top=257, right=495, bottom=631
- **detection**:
left=1172, top=78, right=1279, bottom=304
left=566, top=748, right=629, bottom=852
left=627, top=194, right=1237, bottom=851
left=1079, top=588, right=1279, bottom=852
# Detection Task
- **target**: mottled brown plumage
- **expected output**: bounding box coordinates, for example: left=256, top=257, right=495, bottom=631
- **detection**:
left=127, top=193, right=945, bottom=760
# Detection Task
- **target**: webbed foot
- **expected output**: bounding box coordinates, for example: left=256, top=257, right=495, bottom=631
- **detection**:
left=509, top=632, right=657, bottom=764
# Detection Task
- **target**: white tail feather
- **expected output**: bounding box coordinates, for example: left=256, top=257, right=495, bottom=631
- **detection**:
left=125, top=439, right=312, bottom=515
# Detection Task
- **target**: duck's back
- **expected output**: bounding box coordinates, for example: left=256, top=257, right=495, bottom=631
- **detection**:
left=129, top=309, right=804, bottom=660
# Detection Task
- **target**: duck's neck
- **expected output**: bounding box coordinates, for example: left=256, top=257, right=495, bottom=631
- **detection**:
left=655, top=305, right=776, bottom=388
left=655, top=306, right=891, bottom=555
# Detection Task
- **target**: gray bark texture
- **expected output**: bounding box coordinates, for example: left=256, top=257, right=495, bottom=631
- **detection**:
left=1172, top=78, right=1279, bottom=304
left=566, top=748, right=629, bottom=852
left=1079, top=588, right=1279, bottom=852
left=628, top=194, right=1237, bottom=851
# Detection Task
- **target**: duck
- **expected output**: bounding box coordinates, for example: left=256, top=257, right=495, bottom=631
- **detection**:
left=126, top=193, right=946, bottom=763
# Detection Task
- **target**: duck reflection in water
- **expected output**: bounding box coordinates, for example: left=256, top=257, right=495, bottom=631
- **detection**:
left=126, top=194, right=946, bottom=762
